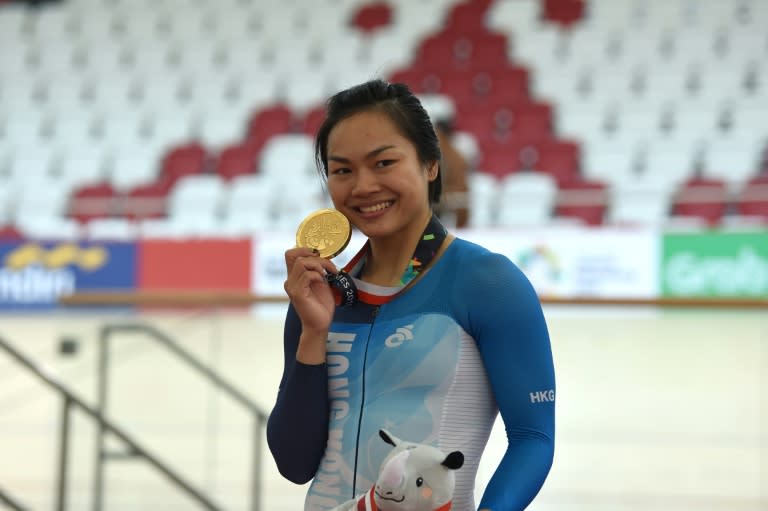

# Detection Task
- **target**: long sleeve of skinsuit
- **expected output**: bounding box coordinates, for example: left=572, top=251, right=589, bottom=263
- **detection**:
left=266, top=305, right=330, bottom=484
left=463, top=251, right=556, bottom=510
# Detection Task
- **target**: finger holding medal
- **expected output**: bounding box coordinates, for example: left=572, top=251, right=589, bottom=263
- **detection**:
left=284, top=209, right=352, bottom=364
left=283, top=247, right=337, bottom=322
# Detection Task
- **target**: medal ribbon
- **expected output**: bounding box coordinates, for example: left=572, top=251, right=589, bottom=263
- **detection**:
left=327, top=214, right=447, bottom=307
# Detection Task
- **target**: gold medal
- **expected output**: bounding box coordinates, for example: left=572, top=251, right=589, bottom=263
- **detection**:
left=296, top=209, right=351, bottom=259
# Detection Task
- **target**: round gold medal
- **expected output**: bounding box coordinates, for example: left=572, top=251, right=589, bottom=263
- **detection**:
left=296, top=209, right=351, bottom=259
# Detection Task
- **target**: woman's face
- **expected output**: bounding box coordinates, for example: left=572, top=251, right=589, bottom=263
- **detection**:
left=325, top=110, right=437, bottom=241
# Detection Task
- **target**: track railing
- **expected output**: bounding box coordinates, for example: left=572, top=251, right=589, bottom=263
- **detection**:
left=0, top=335, right=226, bottom=511
left=94, top=322, right=269, bottom=511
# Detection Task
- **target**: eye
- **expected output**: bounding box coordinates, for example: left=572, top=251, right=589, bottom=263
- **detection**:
left=329, top=167, right=350, bottom=175
left=375, top=159, right=395, bottom=168
left=416, top=477, right=423, bottom=487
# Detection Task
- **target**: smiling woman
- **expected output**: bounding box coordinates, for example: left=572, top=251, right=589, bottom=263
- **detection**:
left=267, top=79, right=556, bottom=511
left=324, top=110, right=439, bottom=285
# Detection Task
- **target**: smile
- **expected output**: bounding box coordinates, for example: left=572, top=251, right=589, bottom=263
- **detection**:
left=375, top=491, right=405, bottom=502
left=358, top=201, right=394, bottom=214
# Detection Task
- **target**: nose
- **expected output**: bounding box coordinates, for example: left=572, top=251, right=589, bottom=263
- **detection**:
left=351, top=167, right=381, bottom=196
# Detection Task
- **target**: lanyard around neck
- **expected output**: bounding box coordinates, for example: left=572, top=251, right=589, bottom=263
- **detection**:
left=330, top=214, right=448, bottom=306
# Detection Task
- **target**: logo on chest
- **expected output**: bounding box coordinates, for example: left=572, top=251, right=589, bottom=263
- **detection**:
left=384, top=324, right=415, bottom=348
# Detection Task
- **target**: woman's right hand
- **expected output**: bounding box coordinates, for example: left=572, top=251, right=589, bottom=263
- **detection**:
left=284, top=247, right=339, bottom=337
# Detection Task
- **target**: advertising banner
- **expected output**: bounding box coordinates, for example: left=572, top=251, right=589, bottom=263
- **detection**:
left=138, top=239, right=252, bottom=291
left=0, top=241, right=137, bottom=310
left=459, top=227, right=659, bottom=298
left=252, top=227, right=659, bottom=300
left=661, top=231, right=768, bottom=298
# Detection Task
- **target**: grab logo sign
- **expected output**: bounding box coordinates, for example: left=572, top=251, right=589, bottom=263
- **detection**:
left=661, top=232, right=768, bottom=297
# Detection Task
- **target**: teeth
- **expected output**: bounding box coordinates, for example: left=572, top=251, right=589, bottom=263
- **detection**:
left=360, top=201, right=392, bottom=213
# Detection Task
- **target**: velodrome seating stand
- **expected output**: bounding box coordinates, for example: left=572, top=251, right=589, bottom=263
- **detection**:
left=0, top=0, right=766, bottom=239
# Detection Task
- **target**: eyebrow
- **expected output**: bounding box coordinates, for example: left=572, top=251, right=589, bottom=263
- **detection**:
left=328, top=145, right=396, bottom=164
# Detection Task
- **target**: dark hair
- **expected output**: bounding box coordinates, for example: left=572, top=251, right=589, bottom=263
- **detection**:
left=315, top=79, right=442, bottom=205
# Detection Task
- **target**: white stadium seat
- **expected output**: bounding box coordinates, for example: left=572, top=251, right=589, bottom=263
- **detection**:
left=0, top=185, right=12, bottom=225
left=220, top=175, right=278, bottom=234
left=496, top=171, right=558, bottom=227
left=109, top=144, right=164, bottom=192
left=467, top=172, right=499, bottom=228
left=59, top=145, right=109, bottom=188
left=14, top=178, right=72, bottom=221
left=85, top=217, right=140, bottom=240
left=608, top=175, right=673, bottom=227
left=258, top=134, right=316, bottom=182
left=15, top=215, right=81, bottom=241
left=167, top=174, right=226, bottom=223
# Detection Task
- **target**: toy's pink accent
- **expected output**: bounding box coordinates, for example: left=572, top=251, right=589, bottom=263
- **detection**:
left=380, top=450, right=410, bottom=489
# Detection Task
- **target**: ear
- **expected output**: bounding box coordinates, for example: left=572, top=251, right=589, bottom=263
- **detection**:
left=426, top=161, right=439, bottom=182
left=426, top=161, right=440, bottom=183
left=379, top=429, right=397, bottom=447
left=441, top=451, right=464, bottom=470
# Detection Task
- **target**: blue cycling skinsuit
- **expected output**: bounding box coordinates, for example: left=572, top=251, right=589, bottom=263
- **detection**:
left=267, top=237, right=556, bottom=510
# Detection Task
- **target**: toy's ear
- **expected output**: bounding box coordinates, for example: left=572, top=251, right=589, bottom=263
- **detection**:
left=442, top=451, right=464, bottom=470
left=379, top=429, right=398, bottom=447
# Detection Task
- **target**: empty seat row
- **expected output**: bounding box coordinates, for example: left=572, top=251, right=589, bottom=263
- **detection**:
left=469, top=170, right=768, bottom=229
left=4, top=170, right=765, bottom=241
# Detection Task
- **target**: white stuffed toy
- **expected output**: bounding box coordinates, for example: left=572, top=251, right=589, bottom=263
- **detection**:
left=330, top=429, right=464, bottom=511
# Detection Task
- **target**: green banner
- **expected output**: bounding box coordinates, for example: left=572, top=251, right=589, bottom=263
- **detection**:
left=661, top=231, right=768, bottom=298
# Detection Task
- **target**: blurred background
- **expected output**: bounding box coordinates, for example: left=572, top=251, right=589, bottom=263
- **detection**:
left=0, top=0, right=766, bottom=510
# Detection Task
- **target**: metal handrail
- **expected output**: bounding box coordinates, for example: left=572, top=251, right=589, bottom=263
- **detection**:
left=95, top=322, right=268, bottom=511
left=0, top=485, right=30, bottom=511
left=0, top=335, right=225, bottom=511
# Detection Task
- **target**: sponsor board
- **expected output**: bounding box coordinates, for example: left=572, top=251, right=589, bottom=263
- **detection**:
left=661, top=231, right=768, bottom=298
left=253, top=226, right=659, bottom=300
left=139, top=239, right=251, bottom=291
left=0, top=241, right=136, bottom=310
left=459, top=226, right=659, bottom=298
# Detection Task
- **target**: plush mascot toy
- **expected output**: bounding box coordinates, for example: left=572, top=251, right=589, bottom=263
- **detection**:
left=330, top=429, right=464, bottom=511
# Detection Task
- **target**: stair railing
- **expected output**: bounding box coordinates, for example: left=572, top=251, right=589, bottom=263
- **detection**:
left=0, top=334, right=226, bottom=511
left=95, top=322, right=269, bottom=511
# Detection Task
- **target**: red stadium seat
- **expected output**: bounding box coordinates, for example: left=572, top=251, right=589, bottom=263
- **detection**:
left=543, top=0, right=586, bottom=28
left=0, top=225, right=22, bottom=240
left=215, top=144, right=260, bottom=181
left=431, top=71, right=479, bottom=103
left=125, top=179, right=173, bottom=219
left=350, top=2, right=393, bottom=33
left=536, top=139, right=581, bottom=185
left=389, top=69, right=442, bottom=94
left=416, top=32, right=509, bottom=72
left=160, top=142, right=209, bottom=185
left=504, top=101, right=553, bottom=138
left=246, top=104, right=295, bottom=151
left=477, top=137, right=540, bottom=176
left=456, top=100, right=552, bottom=143
left=443, top=0, right=494, bottom=32
left=671, top=176, right=729, bottom=226
left=68, top=182, right=119, bottom=223
left=555, top=179, right=608, bottom=226
left=299, top=105, right=326, bottom=136
left=735, top=173, right=768, bottom=221
left=475, top=66, right=530, bottom=102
